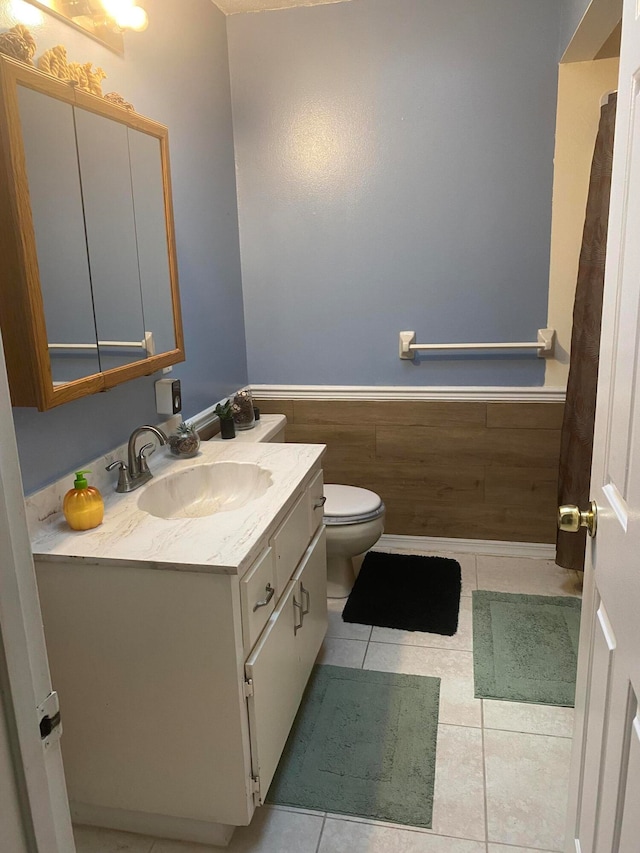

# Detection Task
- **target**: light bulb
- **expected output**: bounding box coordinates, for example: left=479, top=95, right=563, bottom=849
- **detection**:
left=101, top=0, right=135, bottom=17
left=10, top=0, right=45, bottom=25
left=115, top=4, right=148, bottom=32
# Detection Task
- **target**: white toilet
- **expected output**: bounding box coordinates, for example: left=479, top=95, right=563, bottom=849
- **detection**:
left=323, top=484, right=385, bottom=598
left=210, top=414, right=385, bottom=598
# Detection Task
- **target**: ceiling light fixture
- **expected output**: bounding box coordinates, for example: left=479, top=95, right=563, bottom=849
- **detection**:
left=101, top=0, right=148, bottom=32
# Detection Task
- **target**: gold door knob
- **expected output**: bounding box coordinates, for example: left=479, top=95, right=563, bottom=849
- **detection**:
left=558, top=501, right=597, bottom=537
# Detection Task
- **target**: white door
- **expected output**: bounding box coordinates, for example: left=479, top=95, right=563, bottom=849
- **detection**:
left=565, top=2, right=640, bottom=850
left=0, top=330, right=75, bottom=851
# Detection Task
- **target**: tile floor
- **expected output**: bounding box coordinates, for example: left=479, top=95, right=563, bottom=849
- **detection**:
left=74, top=551, right=582, bottom=853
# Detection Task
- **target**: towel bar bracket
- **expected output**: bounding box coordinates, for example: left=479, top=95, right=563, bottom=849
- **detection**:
left=399, top=328, right=555, bottom=359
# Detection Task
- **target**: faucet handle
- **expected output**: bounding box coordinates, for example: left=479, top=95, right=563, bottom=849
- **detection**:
left=137, top=442, right=155, bottom=476
left=105, top=460, right=132, bottom=493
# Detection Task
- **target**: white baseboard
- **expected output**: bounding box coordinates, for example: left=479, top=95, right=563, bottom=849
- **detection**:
left=251, top=384, right=566, bottom=403
left=378, top=534, right=556, bottom=559
left=71, top=802, right=236, bottom=847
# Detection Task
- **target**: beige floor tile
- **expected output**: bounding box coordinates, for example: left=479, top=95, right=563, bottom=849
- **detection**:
left=150, top=808, right=324, bottom=853
left=371, top=596, right=472, bottom=652
left=316, top=637, right=367, bottom=668
left=364, top=643, right=481, bottom=727
left=318, top=817, right=486, bottom=852
left=74, top=825, right=154, bottom=853
left=483, top=699, right=575, bottom=738
left=484, top=729, right=572, bottom=851
left=326, top=597, right=372, bottom=641
left=476, top=555, right=582, bottom=597
left=429, top=725, right=485, bottom=841
left=375, top=548, right=477, bottom=597
left=488, top=846, right=558, bottom=853
left=150, top=841, right=220, bottom=852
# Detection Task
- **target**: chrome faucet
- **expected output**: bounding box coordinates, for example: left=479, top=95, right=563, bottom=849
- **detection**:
left=106, top=425, right=168, bottom=493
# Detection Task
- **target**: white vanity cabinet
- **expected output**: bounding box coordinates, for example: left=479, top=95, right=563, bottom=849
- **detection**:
left=33, top=461, right=327, bottom=847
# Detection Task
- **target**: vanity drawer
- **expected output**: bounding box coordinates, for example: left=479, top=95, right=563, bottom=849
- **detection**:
left=241, top=548, right=276, bottom=652
left=307, top=469, right=325, bottom=536
left=271, top=493, right=310, bottom=596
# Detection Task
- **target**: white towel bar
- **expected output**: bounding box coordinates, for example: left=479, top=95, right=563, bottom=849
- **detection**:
left=399, top=329, right=555, bottom=359
left=48, top=331, right=155, bottom=354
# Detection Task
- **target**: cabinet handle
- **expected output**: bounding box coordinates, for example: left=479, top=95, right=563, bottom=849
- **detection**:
left=293, top=595, right=303, bottom=635
left=253, top=583, right=275, bottom=612
left=301, top=583, right=310, bottom=617
left=314, top=496, right=327, bottom=509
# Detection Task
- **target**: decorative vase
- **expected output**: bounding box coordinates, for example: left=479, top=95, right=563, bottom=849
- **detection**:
left=167, top=423, right=200, bottom=458
left=220, top=418, right=236, bottom=440
left=232, top=387, right=255, bottom=431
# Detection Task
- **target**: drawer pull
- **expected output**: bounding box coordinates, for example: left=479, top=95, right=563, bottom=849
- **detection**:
left=293, top=595, right=304, bottom=634
left=314, top=496, right=327, bottom=509
left=253, top=583, right=275, bottom=612
left=301, top=583, right=311, bottom=617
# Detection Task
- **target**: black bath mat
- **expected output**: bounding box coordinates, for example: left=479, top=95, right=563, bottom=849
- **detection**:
left=342, top=551, right=462, bottom=635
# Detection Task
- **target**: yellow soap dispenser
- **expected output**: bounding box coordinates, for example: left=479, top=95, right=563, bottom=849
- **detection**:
left=63, top=470, right=104, bottom=531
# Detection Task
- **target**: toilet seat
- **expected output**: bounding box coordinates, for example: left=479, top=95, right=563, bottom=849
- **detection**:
left=323, top=484, right=385, bottom=526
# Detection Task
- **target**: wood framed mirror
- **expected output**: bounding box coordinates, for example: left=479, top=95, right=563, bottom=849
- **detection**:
left=0, top=55, right=184, bottom=410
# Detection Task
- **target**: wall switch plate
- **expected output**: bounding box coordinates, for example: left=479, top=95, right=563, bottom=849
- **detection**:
left=155, top=378, right=181, bottom=415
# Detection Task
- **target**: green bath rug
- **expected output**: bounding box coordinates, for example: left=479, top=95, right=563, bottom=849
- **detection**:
left=266, top=664, right=440, bottom=828
left=472, top=590, right=581, bottom=707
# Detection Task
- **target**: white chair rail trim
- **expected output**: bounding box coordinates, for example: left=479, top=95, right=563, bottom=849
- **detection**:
left=250, top=385, right=566, bottom=403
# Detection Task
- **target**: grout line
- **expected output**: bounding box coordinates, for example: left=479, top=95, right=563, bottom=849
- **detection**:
left=481, top=664, right=490, bottom=851
left=361, top=639, right=473, bottom=652
left=482, top=727, right=574, bottom=740
left=314, top=814, right=327, bottom=853
left=323, top=814, right=489, bottom=843
left=362, top=627, right=372, bottom=669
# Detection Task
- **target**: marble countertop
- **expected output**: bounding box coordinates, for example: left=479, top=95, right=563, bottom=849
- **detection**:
left=30, top=440, right=325, bottom=576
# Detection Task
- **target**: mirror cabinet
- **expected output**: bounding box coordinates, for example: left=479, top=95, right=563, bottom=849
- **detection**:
left=0, top=55, right=184, bottom=410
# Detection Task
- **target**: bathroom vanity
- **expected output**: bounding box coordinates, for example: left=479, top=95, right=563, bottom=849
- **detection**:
left=28, top=439, right=327, bottom=846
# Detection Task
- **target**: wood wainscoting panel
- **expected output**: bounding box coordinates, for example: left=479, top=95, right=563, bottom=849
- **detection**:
left=254, top=398, right=295, bottom=421
left=293, top=399, right=486, bottom=427
left=486, top=402, right=565, bottom=429
left=284, top=423, right=376, bottom=465
left=253, top=397, right=563, bottom=544
left=320, top=461, right=485, bottom=506
left=384, top=499, right=558, bottom=542
left=484, top=466, right=559, bottom=507
left=376, top=425, right=561, bottom=469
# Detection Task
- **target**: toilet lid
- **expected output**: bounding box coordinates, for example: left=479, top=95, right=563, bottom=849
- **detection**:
left=323, top=484, right=385, bottom=525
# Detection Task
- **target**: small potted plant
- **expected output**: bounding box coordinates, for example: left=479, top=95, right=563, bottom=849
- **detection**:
left=168, top=422, right=201, bottom=458
left=215, top=399, right=235, bottom=439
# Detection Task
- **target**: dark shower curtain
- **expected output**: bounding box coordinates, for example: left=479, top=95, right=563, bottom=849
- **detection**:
left=556, top=93, right=617, bottom=571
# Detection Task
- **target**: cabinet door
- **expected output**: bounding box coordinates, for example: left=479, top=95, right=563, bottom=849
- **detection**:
left=293, top=527, right=328, bottom=684
left=245, top=575, right=301, bottom=802
left=73, top=107, right=146, bottom=371
left=245, top=528, right=327, bottom=801
left=307, top=469, right=325, bottom=536
left=17, top=85, right=99, bottom=384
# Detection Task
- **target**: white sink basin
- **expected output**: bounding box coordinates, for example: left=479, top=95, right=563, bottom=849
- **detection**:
left=138, top=462, right=273, bottom=519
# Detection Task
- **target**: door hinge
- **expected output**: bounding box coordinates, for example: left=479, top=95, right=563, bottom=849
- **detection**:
left=243, top=678, right=254, bottom=698
left=251, top=775, right=261, bottom=803
left=37, top=691, right=62, bottom=748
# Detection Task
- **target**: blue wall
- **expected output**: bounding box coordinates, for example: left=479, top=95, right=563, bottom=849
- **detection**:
left=228, top=0, right=561, bottom=387
left=1, top=0, right=247, bottom=493
left=558, top=0, right=592, bottom=58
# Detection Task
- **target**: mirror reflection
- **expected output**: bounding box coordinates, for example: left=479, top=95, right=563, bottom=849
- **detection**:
left=17, top=83, right=177, bottom=388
